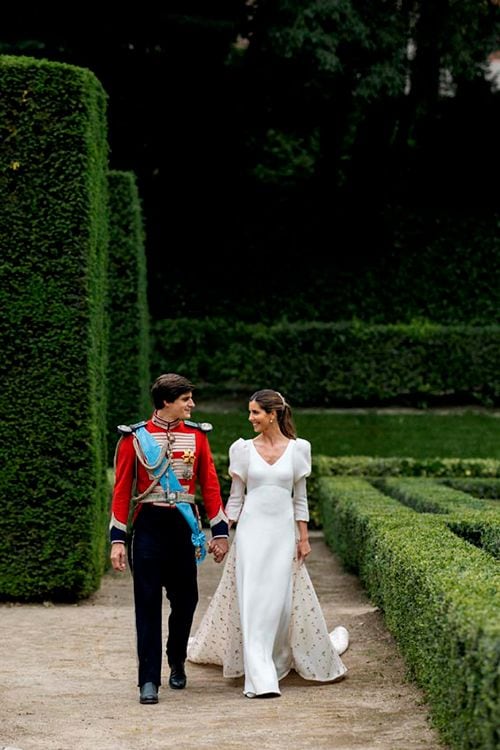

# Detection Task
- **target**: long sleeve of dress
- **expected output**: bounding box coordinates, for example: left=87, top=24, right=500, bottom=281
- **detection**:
left=225, top=475, right=246, bottom=522
left=293, top=476, right=310, bottom=522
left=293, top=438, right=312, bottom=522
left=224, top=438, right=249, bottom=522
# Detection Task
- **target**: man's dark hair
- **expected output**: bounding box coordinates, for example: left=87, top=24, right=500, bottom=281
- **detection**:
left=151, top=373, right=194, bottom=409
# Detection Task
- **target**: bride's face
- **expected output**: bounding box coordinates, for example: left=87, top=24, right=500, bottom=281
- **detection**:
left=248, top=400, right=270, bottom=433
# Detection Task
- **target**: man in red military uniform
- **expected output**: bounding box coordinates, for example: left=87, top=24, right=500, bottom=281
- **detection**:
left=110, top=373, right=229, bottom=704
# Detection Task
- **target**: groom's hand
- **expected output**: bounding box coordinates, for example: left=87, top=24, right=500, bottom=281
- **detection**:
left=209, top=537, right=229, bottom=563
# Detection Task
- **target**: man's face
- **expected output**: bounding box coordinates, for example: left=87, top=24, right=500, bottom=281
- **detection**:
left=168, top=392, right=195, bottom=421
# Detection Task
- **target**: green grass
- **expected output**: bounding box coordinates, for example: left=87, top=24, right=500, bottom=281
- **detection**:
left=195, top=408, right=500, bottom=460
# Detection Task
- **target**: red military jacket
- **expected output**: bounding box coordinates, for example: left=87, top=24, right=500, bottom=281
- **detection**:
left=109, top=414, right=228, bottom=544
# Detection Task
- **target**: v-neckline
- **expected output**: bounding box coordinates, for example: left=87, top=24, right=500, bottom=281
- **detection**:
left=251, top=438, right=292, bottom=467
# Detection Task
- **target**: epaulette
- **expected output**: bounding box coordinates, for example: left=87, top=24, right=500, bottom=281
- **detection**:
left=117, top=420, right=147, bottom=435
left=184, top=419, right=213, bottom=432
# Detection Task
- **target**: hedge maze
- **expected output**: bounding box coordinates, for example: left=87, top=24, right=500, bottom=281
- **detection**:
left=319, top=475, right=500, bottom=750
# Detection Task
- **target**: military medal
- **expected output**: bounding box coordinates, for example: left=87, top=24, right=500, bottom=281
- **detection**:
left=182, top=449, right=195, bottom=479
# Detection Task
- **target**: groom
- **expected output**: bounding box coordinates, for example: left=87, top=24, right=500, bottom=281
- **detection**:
left=109, top=373, right=229, bottom=704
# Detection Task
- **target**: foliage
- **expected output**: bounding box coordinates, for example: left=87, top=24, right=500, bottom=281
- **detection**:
left=0, top=55, right=109, bottom=600
left=373, top=477, right=500, bottom=558
left=0, top=6, right=498, bottom=324
left=239, top=0, right=499, bottom=163
left=107, top=171, right=150, bottom=463
left=320, top=477, right=500, bottom=749
left=441, top=477, right=500, bottom=499
left=152, top=318, right=500, bottom=406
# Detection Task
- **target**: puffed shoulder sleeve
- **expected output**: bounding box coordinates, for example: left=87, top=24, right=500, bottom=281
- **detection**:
left=228, top=438, right=250, bottom=483
left=293, top=438, right=312, bottom=483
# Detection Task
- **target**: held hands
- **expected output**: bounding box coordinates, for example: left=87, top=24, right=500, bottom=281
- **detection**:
left=208, top=537, right=229, bottom=564
left=297, top=538, right=311, bottom=565
left=110, top=542, right=127, bottom=572
left=111, top=538, right=229, bottom=568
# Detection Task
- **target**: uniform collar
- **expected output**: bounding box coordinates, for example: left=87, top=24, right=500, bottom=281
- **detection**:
left=152, top=411, right=181, bottom=431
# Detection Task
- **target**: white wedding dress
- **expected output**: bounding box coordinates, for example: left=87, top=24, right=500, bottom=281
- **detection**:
left=187, top=438, right=348, bottom=696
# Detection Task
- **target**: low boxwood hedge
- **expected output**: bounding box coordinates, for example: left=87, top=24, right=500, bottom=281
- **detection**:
left=319, top=477, right=500, bottom=750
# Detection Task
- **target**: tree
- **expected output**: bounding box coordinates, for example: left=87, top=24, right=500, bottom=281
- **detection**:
left=1, top=2, right=499, bottom=323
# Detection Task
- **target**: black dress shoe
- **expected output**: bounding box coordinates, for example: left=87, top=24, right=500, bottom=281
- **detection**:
left=169, top=663, right=187, bottom=690
left=139, top=682, right=158, bottom=704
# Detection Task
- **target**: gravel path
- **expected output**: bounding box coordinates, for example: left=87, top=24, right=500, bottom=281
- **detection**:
left=0, top=533, right=446, bottom=750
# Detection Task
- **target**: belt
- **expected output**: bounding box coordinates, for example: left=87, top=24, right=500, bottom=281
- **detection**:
left=139, top=492, right=196, bottom=506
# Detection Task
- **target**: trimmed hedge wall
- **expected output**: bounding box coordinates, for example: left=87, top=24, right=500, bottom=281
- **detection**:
left=0, top=55, right=109, bottom=600
left=440, top=477, right=500, bottom=499
left=310, top=455, right=500, bottom=478
left=319, top=477, right=500, bottom=750
left=151, top=318, right=500, bottom=406
left=107, top=170, right=150, bottom=463
left=374, top=477, right=500, bottom=559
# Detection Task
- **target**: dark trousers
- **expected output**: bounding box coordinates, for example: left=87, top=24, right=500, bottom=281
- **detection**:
left=130, top=504, right=198, bottom=687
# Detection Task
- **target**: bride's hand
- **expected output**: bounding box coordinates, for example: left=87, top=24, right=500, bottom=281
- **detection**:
left=297, top=539, right=311, bottom=564
left=209, top=537, right=229, bottom=563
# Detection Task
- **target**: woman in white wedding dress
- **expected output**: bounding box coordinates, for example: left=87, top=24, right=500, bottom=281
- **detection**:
left=187, top=389, right=348, bottom=697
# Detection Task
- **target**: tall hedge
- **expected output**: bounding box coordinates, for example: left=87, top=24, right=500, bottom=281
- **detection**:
left=107, top=170, right=150, bottom=463
left=0, top=55, right=109, bottom=600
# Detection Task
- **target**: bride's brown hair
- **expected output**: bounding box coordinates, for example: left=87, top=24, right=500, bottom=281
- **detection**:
left=249, top=389, right=297, bottom=439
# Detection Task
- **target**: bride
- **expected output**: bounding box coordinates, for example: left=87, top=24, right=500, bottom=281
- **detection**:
left=188, top=389, right=348, bottom=697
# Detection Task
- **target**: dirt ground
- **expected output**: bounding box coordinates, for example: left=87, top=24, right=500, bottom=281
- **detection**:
left=0, top=533, right=447, bottom=750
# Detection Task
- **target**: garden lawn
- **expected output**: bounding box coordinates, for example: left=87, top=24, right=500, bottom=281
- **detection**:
left=195, top=408, right=500, bottom=460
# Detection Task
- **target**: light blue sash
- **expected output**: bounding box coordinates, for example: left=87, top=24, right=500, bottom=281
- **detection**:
left=135, top=426, right=206, bottom=563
